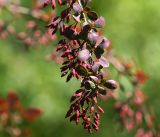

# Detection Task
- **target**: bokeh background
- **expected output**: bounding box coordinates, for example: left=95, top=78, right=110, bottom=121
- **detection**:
left=0, top=0, right=160, bottom=137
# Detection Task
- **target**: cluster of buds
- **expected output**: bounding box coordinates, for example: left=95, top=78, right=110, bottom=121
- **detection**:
left=44, top=0, right=118, bottom=132
left=111, top=58, right=160, bottom=137
left=0, top=91, right=41, bottom=137
left=0, top=0, right=56, bottom=47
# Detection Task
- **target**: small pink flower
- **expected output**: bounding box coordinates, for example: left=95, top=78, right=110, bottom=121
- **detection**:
left=78, top=49, right=90, bottom=61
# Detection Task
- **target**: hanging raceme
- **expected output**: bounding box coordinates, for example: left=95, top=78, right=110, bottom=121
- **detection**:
left=44, top=0, right=118, bottom=133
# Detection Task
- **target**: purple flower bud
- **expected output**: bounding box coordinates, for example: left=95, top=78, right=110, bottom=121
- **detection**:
left=84, top=80, right=96, bottom=90
left=73, top=3, right=83, bottom=13
left=100, top=37, right=110, bottom=48
left=90, top=106, right=94, bottom=113
left=94, top=16, right=105, bottom=28
left=98, top=56, right=109, bottom=68
left=88, top=31, right=99, bottom=45
left=92, top=62, right=100, bottom=72
left=98, top=86, right=106, bottom=95
left=104, top=80, right=118, bottom=90
left=78, top=49, right=90, bottom=61
left=89, top=76, right=99, bottom=82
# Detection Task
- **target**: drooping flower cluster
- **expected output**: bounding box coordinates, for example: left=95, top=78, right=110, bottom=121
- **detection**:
left=110, top=58, right=160, bottom=137
left=0, top=91, right=41, bottom=137
left=44, top=0, right=118, bottom=132
left=0, top=1, right=56, bottom=48
left=115, top=90, right=160, bottom=137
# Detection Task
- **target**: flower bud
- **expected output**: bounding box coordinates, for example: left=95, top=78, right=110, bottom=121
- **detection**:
left=104, top=80, right=118, bottom=90
left=89, top=76, right=99, bottom=82
left=98, top=86, right=106, bottom=95
left=73, top=3, right=83, bottom=13
left=78, top=49, right=90, bottom=61
left=51, top=0, right=56, bottom=8
left=100, top=37, right=110, bottom=48
left=98, top=57, right=109, bottom=68
left=92, top=62, right=100, bottom=72
left=94, top=16, right=105, bottom=28
left=94, top=45, right=104, bottom=59
left=88, top=31, right=99, bottom=45
left=84, top=80, right=96, bottom=90
left=90, top=106, right=94, bottom=113
left=97, top=106, right=104, bottom=113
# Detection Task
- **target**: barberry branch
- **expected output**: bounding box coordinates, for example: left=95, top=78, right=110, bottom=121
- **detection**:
left=44, top=0, right=118, bottom=133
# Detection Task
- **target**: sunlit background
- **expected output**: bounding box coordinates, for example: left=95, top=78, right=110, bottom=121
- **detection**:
left=0, top=0, right=160, bottom=137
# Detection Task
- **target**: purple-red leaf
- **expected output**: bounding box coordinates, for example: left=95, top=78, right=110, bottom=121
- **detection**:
left=87, top=11, right=98, bottom=21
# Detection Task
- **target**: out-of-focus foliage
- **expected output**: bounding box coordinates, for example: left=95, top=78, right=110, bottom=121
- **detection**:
left=0, top=0, right=160, bottom=137
left=93, top=0, right=160, bottom=119
left=0, top=92, right=41, bottom=137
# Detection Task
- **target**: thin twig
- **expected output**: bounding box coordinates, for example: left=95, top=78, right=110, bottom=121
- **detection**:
left=78, top=0, right=88, bottom=23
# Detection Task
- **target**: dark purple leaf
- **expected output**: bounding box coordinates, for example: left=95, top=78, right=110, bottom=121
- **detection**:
left=87, top=11, right=98, bottom=21
left=66, top=73, right=73, bottom=82
left=94, top=45, right=104, bottom=59
left=65, top=108, right=73, bottom=118
left=76, top=65, right=88, bottom=76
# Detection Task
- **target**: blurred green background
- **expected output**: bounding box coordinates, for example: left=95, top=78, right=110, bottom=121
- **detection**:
left=0, top=0, right=160, bottom=137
